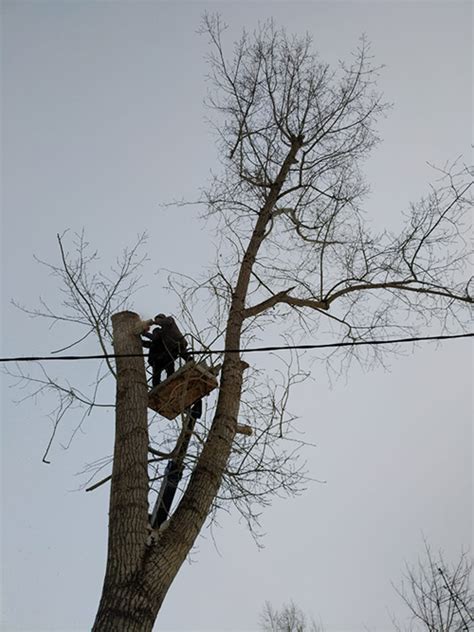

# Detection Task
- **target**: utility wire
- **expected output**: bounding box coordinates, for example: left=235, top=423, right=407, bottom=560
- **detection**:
left=0, top=333, right=472, bottom=363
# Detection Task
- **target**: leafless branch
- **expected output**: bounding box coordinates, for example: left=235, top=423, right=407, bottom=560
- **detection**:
left=8, top=232, right=149, bottom=461
left=392, top=541, right=473, bottom=631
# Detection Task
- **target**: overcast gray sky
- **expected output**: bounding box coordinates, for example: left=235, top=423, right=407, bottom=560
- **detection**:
left=1, top=1, right=472, bottom=631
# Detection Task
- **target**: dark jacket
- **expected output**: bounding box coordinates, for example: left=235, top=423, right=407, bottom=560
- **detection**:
left=142, top=317, right=188, bottom=363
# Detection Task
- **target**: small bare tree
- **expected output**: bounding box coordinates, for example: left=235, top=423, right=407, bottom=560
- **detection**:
left=9, top=15, right=472, bottom=631
left=393, top=544, right=474, bottom=631
left=260, top=601, right=323, bottom=632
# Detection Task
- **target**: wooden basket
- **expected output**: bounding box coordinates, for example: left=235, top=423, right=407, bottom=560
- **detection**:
left=148, top=361, right=218, bottom=419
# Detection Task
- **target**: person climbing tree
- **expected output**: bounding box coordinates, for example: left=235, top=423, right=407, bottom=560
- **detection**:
left=142, top=314, right=192, bottom=387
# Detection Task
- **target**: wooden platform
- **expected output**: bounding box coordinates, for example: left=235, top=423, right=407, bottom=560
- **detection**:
left=148, top=361, right=219, bottom=419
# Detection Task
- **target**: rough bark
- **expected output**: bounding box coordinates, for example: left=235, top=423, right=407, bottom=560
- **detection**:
left=92, top=311, right=153, bottom=632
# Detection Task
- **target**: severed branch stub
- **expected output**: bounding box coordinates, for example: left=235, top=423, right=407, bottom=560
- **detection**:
left=236, top=424, right=253, bottom=436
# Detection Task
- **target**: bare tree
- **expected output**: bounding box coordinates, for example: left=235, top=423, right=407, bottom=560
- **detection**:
left=393, top=544, right=474, bottom=631
left=9, top=15, right=472, bottom=631
left=260, top=601, right=323, bottom=632
left=91, top=16, right=471, bottom=628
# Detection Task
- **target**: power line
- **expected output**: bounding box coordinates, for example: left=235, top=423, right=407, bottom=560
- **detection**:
left=0, top=332, right=472, bottom=363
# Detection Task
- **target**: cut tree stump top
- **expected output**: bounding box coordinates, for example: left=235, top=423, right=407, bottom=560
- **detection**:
left=148, top=361, right=219, bottom=419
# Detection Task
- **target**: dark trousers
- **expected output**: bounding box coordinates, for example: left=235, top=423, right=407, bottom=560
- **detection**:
left=150, top=347, right=192, bottom=388
left=150, top=353, right=176, bottom=387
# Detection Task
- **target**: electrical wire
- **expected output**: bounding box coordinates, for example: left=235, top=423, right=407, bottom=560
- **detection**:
left=0, top=332, right=472, bottom=363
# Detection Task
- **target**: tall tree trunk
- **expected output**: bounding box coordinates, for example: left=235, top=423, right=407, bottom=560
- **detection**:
left=93, top=142, right=305, bottom=629
left=92, top=144, right=304, bottom=629
left=138, top=140, right=306, bottom=616
left=93, top=311, right=154, bottom=631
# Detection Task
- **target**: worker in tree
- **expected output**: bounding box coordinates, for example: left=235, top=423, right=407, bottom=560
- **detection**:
left=142, top=314, right=191, bottom=387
